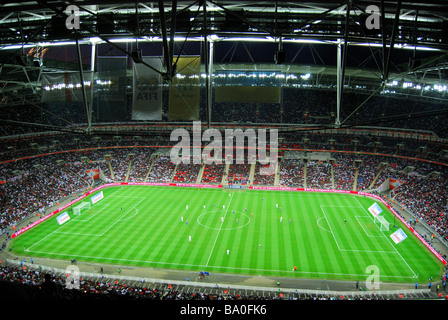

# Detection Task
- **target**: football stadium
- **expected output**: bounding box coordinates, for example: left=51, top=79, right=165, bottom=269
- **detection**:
left=0, top=0, right=448, bottom=304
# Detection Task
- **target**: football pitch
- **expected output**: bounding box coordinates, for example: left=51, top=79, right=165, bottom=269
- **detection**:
left=10, top=185, right=444, bottom=284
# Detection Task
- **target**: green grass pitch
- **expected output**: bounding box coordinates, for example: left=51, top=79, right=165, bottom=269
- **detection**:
left=10, top=185, right=444, bottom=284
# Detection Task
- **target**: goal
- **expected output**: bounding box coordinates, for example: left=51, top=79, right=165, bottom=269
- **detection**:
left=374, top=215, right=390, bottom=231
left=73, top=202, right=91, bottom=215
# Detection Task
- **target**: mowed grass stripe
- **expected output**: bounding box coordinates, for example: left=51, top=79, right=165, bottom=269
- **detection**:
left=230, top=215, right=250, bottom=271
left=145, top=196, right=189, bottom=266
left=312, top=196, right=330, bottom=276
left=211, top=193, right=240, bottom=271
left=250, top=195, right=265, bottom=272
left=309, top=206, right=334, bottom=277
left=324, top=194, right=347, bottom=275
left=284, top=194, right=302, bottom=274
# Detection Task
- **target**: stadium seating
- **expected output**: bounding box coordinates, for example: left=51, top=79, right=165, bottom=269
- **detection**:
left=1, top=128, right=447, bottom=265
left=1, top=128, right=447, bottom=302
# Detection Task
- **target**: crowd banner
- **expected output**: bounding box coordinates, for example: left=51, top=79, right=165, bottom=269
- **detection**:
left=389, top=178, right=406, bottom=190
left=95, top=56, right=127, bottom=121
left=85, top=168, right=100, bottom=180
left=132, top=57, right=163, bottom=120
left=99, top=168, right=108, bottom=183
left=168, top=56, right=201, bottom=120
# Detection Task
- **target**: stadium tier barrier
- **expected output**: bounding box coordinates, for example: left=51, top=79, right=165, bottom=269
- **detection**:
left=11, top=182, right=447, bottom=266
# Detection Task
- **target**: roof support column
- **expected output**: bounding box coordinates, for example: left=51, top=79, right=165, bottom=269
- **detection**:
left=382, top=0, right=402, bottom=84
left=203, top=0, right=212, bottom=128
left=335, top=2, right=351, bottom=129
left=158, top=0, right=174, bottom=79
left=336, top=39, right=342, bottom=128
left=76, top=38, right=92, bottom=133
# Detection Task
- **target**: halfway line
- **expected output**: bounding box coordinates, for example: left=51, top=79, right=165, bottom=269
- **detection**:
left=205, top=193, right=234, bottom=266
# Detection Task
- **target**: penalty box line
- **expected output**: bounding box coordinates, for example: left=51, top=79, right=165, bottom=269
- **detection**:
left=353, top=196, right=418, bottom=278
left=85, top=197, right=146, bottom=237
left=29, top=198, right=146, bottom=254
left=320, top=203, right=417, bottom=279
left=320, top=204, right=395, bottom=254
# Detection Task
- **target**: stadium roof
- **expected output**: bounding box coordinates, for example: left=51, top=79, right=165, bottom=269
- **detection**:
left=2, top=2, right=448, bottom=63
left=0, top=1, right=447, bottom=112
left=1, top=1, right=448, bottom=47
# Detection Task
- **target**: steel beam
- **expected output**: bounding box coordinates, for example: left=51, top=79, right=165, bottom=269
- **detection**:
left=75, top=38, right=92, bottom=133
left=335, top=2, right=351, bottom=128
left=383, top=0, right=402, bottom=84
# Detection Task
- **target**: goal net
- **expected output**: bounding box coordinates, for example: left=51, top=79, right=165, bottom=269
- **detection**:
left=73, top=202, right=91, bottom=215
left=374, top=215, right=390, bottom=231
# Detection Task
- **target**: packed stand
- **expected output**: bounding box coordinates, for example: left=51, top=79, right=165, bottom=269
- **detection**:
left=201, top=164, right=225, bottom=184
left=332, top=154, right=356, bottom=191
left=394, top=171, right=448, bottom=241
left=306, top=160, right=332, bottom=189
left=0, top=155, right=87, bottom=231
left=146, top=156, right=176, bottom=183
left=127, top=148, right=154, bottom=182
left=228, top=163, right=251, bottom=185
left=109, top=149, right=131, bottom=182
left=279, top=159, right=304, bottom=188
left=173, top=163, right=201, bottom=183
left=252, top=162, right=276, bottom=186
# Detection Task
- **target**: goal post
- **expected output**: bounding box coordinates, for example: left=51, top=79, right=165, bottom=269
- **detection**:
left=374, top=215, right=390, bottom=231
left=73, top=202, right=91, bottom=215
left=368, top=202, right=389, bottom=231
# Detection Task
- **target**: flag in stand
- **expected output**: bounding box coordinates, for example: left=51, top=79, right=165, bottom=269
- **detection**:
left=86, top=168, right=100, bottom=180
left=389, top=178, right=405, bottom=190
